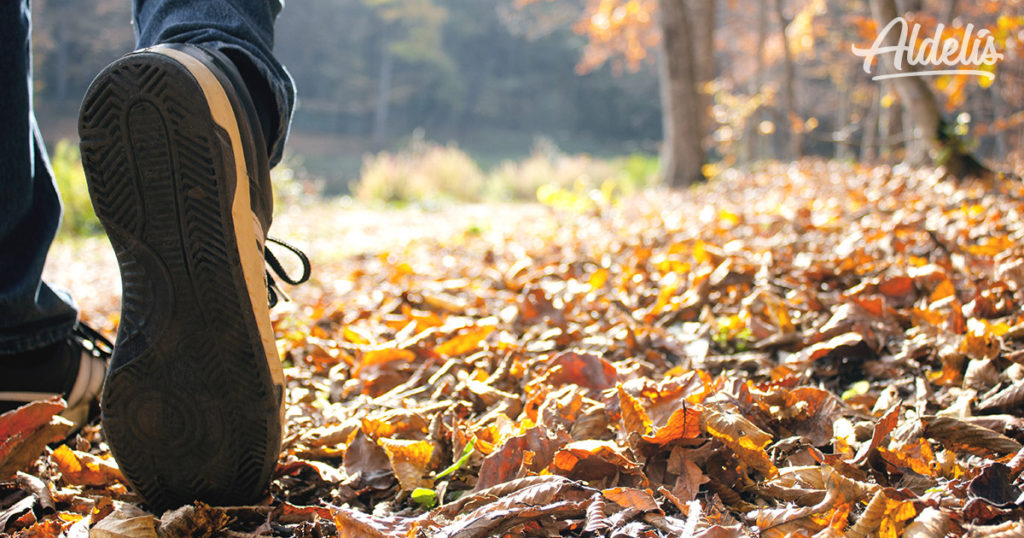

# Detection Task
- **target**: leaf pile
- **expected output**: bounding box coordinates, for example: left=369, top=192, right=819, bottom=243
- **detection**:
left=8, top=161, right=1024, bottom=536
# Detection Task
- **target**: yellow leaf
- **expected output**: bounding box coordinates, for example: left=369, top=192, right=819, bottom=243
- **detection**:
left=702, top=407, right=777, bottom=477
left=377, top=438, right=434, bottom=491
left=342, top=326, right=372, bottom=345
left=589, top=268, right=609, bottom=290
left=618, top=386, right=652, bottom=436
left=51, top=445, right=125, bottom=487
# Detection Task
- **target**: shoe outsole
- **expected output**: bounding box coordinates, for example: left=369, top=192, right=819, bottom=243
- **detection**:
left=78, top=46, right=282, bottom=511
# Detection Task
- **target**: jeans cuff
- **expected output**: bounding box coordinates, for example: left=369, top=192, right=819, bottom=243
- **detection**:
left=216, top=44, right=294, bottom=167
left=0, top=317, right=76, bottom=355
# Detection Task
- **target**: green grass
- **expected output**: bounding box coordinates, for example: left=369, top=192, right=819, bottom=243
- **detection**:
left=352, top=137, right=660, bottom=207
left=51, top=140, right=102, bottom=237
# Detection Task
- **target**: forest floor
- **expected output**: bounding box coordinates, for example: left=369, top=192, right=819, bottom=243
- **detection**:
left=6, top=160, right=1024, bottom=537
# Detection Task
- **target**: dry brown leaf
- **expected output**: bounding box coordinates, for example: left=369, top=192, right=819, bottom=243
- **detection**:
left=601, top=487, right=660, bottom=512
left=474, top=425, right=567, bottom=491
left=157, top=504, right=230, bottom=537
left=331, top=506, right=414, bottom=538
left=0, top=415, right=73, bottom=480
left=922, top=416, right=1022, bottom=457
left=342, top=430, right=395, bottom=491
left=851, top=403, right=901, bottom=465
left=540, top=351, right=618, bottom=393
left=91, top=503, right=157, bottom=538
left=550, top=439, right=642, bottom=485
left=977, top=380, right=1024, bottom=412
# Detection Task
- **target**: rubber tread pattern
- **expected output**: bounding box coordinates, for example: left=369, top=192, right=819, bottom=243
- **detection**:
left=78, top=50, right=280, bottom=512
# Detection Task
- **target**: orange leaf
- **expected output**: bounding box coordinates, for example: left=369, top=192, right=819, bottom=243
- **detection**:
left=51, top=445, right=125, bottom=487
left=929, top=279, right=956, bottom=303
left=850, top=296, right=885, bottom=317
left=0, top=397, right=65, bottom=441
left=434, top=324, right=495, bottom=356
left=354, top=347, right=416, bottom=376
left=879, top=276, right=914, bottom=298
left=962, top=318, right=1002, bottom=360
left=879, top=438, right=938, bottom=477
left=641, top=405, right=702, bottom=445
left=0, top=399, right=73, bottom=480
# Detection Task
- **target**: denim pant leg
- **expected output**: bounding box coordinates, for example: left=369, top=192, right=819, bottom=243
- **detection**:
left=134, top=0, right=295, bottom=166
left=0, top=1, right=79, bottom=354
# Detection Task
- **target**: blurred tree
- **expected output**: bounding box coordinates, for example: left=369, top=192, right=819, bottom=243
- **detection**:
left=31, top=0, right=133, bottom=106
left=657, top=0, right=713, bottom=187
left=31, top=0, right=1024, bottom=171
left=543, top=0, right=715, bottom=187
left=365, top=0, right=454, bottom=147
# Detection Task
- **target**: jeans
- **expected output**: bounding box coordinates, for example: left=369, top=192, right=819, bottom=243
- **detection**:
left=0, top=0, right=294, bottom=354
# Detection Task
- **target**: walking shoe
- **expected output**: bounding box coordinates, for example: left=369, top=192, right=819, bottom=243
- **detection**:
left=78, top=44, right=308, bottom=511
left=0, top=323, right=111, bottom=428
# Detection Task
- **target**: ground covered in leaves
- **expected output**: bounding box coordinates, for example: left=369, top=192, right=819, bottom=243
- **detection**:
left=6, top=161, right=1024, bottom=536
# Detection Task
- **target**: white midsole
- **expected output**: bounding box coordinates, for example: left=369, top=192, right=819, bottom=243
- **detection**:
left=0, top=391, right=61, bottom=402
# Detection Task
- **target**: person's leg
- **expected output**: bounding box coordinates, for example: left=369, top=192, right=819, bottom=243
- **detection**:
left=0, top=0, right=78, bottom=353
left=0, top=2, right=109, bottom=424
left=133, top=0, right=294, bottom=168
left=79, top=0, right=305, bottom=511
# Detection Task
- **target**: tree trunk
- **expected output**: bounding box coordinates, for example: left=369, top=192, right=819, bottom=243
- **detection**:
left=862, top=85, right=880, bottom=163
left=742, top=0, right=769, bottom=164
left=880, top=84, right=901, bottom=161
left=691, top=0, right=715, bottom=148
left=657, top=0, right=709, bottom=188
left=994, top=91, right=1010, bottom=158
left=869, top=0, right=989, bottom=177
left=944, top=0, right=958, bottom=24
left=372, top=41, right=394, bottom=148
left=835, top=83, right=852, bottom=161
left=775, top=0, right=802, bottom=159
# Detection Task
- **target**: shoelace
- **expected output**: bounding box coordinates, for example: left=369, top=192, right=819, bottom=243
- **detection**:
left=72, top=322, right=113, bottom=359
left=264, top=237, right=312, bottom=307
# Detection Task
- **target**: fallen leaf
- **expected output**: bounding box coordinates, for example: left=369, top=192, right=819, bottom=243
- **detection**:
left=377, top=438, right=434, bottom=491
left=601, top=487, right=660, bottom=512
left=51, top=445, right=124, bottom=487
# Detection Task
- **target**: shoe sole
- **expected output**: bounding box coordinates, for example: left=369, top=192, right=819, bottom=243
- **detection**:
left=78, top=45, right=283, bottom=511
